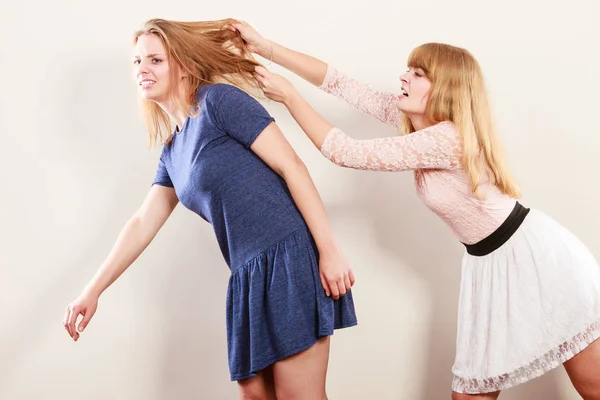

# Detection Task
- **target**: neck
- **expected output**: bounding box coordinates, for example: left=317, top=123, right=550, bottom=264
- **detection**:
left=157, top=80, right=192, bottom=131
left=159, top=99, right=188, bottom=131
left=408, top=114, right=434, bottom=131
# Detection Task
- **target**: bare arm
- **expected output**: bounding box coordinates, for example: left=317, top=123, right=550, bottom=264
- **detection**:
left=83, top=185, right=179, bottom=297
left=229, top=21, right=328, bottom=86
left=64, top=185, right=179, bottom=340
left=250, top=121, right=355, bottom=300
left=230, top=21, right=402, bottom=127
left=262, top=41, right=328, bottom=87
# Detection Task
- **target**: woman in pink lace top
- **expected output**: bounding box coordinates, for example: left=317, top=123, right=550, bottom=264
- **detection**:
left=228, top=21, right=600, bottom=399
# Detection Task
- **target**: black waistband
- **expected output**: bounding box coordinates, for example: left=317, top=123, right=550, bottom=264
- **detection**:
left=463, top=201, right=530, bottom=256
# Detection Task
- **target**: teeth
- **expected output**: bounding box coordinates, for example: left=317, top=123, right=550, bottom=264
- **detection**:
left=401, top=89, right=408, bottom=96
left=141, top=80, right=155, bottom=87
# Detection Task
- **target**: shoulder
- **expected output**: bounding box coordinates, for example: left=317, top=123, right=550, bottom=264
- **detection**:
left=202, top=83, right=255, bottom=105
left=156, top=142, right=172, bottom=160
left=433, top=121, right=458, bottom=133
left=201, top=83, right=271, bottom=123
left=415, top=121, right=460, bottom=139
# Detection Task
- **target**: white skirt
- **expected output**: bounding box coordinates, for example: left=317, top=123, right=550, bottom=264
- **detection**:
left=452, top=208, right=600, bottom=394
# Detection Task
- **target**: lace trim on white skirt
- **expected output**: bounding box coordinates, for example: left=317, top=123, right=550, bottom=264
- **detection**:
left=452, top=320, right=600, bottom=394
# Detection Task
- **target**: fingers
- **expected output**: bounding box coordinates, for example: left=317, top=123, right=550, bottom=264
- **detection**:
left=253, top=67, right=277, bottom=92
left=254, top=71, right=266, bottom=86
left=78, top=308, right=94, bottom=333
left=323, top=271, right=355, bottom=301
left=319, top=272, right=331, bottom=297
left=254, top=65, right=268, bottom=77
left=254, top=71, right=273, bottom=97
left=328, top=279, right=341, bottom=300
left=68, top=306, right=78, bottom=340
left=336, top=281, right=346, bottom=300
left=227, top=20, right=247, bottom=32
left=63, top=307, right=71, bottom=336
left=64, top=305, right=82, bottom=341
left=344, top=274, right=353, bottom=292
left=255, top=77, right=268, bottom=96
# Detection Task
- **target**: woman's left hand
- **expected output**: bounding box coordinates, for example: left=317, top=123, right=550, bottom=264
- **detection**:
left=254, top=66, right=297, bottom=104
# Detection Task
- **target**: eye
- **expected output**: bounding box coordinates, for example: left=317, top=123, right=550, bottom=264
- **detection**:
left=133, top=59, right=140, bottom=65
left=414, top=69, right=426, bottom=78
left=151, top=58, right=162, bottom=64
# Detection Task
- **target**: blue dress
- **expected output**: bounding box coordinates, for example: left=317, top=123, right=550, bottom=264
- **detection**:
left=151, top=83, right=358, bottom=381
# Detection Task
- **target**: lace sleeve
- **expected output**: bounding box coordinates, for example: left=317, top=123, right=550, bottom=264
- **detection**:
left=320, top=121, right=462, bottom=171
left=318, top=65, right=403, bottom=128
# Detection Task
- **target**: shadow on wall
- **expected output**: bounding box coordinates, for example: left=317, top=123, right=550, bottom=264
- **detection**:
left=316, top=114, right=570, bottom=399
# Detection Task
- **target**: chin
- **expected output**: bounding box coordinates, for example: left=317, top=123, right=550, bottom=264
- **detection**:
left=138, top=90, right=160, bottom=102
left=398, top=106, right=413, bottom=114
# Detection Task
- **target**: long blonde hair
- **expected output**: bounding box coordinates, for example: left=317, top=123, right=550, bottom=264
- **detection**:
left=402, top=43, right=521, bottom=198
left=133, top=18, right=262, bottom=147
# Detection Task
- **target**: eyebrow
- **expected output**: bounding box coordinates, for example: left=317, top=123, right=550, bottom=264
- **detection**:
left=132, top=53, right=166, bottom=59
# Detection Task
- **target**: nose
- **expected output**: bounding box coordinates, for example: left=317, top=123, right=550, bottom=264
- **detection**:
left=399, top=72, right=409, bottom=83
left=136, top=60, right=150, bottom=77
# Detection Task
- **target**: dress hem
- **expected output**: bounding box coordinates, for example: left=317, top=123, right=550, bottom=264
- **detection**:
left=452, top=319, right=600, bottom=394
left=229, top=320, right=358, bottom=382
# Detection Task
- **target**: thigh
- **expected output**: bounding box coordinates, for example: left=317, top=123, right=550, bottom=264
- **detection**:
left=237, top=367, right=277, bottom=400
left=564, top=336, right=600, bottom=400
left=452, top=391, right=501, bottom=400
left=272, top=336, right=330, bottom=400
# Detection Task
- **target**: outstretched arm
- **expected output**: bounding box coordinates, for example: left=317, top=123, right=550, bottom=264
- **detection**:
left=254, top=67, right=462, bottom=172
left=320, top=123, right=462, bottom=171
left=64, top=184, right=179, bottom=341
left=229, top=20, right=328, bottom=86
left=229, top=21, right=402, bottom=127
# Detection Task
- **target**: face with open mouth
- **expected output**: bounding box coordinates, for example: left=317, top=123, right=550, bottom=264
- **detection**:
left=398, top=66, right=431, bottom=117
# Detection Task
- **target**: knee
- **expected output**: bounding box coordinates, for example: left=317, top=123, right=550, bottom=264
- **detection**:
left=238, top=389, right=269, bottom=400
left=274, top=386, right=327, bottom=400
left=238, top=382, right=270, bottom=400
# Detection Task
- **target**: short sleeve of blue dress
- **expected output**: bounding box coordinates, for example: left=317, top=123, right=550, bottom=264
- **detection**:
left=209, top=83, right=273, bottom=148
left=152, top=155, right=173, bottom=187
left=150, top=83, right=357, bottom=381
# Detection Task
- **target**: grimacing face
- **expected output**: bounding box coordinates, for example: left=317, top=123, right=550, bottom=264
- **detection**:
left=132, top=34, right=182, bottom=103
left=397, top=67, right=431, bottom=116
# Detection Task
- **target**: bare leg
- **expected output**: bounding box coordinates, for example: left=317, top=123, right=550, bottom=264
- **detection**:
left=237, top=367, right=277, bottom=400
left=272, top=336, right=330, bottom=400
left=564, top=337, right=600, bottom=400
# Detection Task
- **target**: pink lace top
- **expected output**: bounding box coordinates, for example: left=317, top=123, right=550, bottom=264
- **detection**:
left=318, top=66, right=517, bottom=245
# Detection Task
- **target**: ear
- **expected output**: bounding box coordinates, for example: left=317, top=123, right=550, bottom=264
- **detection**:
left=173, top=61, right=188, bottom=79
left=179, top=68, right=189, bottom=80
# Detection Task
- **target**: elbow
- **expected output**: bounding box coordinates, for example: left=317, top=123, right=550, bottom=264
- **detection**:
left=279, top=154, right=309, bottom=180
left=326, top=155, right=345, bottom=168
left=320, top=149, right=346, bottom=168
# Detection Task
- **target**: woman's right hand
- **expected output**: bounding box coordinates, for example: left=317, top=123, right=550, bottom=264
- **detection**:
left=63, top=290, right=99, bottom=342
left=228, top=20, right=272, bottom=59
